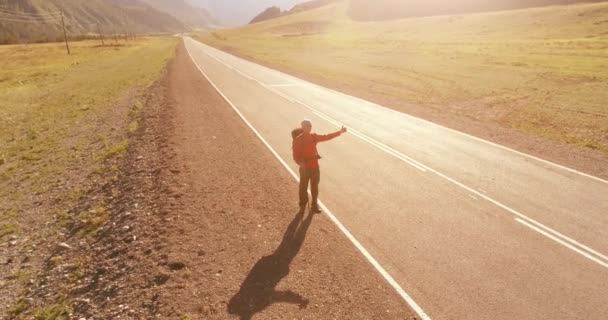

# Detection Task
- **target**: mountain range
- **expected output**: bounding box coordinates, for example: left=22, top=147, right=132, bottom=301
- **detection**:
left=0, top=0, right=218, bottom=44
left=188, top=0, right=309, bottom=26
left=2, top=0, right=604, bottom=44
left=348, top=0, right=608, bottom=21
left=141, top=0, right=220, bottom=29
left=249, top=0, right=336, bottom=24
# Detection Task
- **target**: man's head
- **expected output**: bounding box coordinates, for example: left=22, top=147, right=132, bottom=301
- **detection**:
left=301, top=119, right=312, bottom=134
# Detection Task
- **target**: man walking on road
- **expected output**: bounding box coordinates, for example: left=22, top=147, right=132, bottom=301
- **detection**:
left=292, top=120, right=347, bottom=213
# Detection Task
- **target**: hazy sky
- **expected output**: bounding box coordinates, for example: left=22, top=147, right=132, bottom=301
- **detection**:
left=190, top=0, right=309, bottom=26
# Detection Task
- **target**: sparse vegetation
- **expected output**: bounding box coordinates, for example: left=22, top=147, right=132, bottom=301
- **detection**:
left=14, top=270, right=32, bottom=285
left=196, top=0, right=608, bottom=153
left=8, top=298, right=30, bottom=317
left=68, top=266, right=84, bottom=283
left=54, top=210, right=70, bottom=227
left=103, top=140, right=129, bottom=160
left=32, top=303, right=72, bottom=320
left=0, top=222, right=17, bottom=238
left=49, top=256, right=64, bottom=268
left=347, top=0, right=607, bottom=21
left=0, top=0, right=186, bottom=44
left=0, top=37, right=177, bottom=209
left=0, top=36, right=177, bottom=317
left=0, top=38, right=177, bottom=199
left=128, top=120, right=140, bottom=133
left=77, top=205, right=108, bottom=235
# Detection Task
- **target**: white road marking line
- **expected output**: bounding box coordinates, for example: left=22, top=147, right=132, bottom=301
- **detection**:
left=515, top=218, right=608, bottom=269
left=184, top=39, right=432, bottom=320
left=268, top=83, right=302, bottom=87
left=200, top=40, right=608, bottom=185
left=193, top=39, right=608, bottom=268
left=312, top=110, right=427, bottom=172
left=203, top=47, right=429, bottom=173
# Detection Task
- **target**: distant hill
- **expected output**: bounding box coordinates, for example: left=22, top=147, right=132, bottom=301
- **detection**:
left=250, top=6, right=283, bottom=24
left=0, top=0, right=187, bottom=44
left=349, top=0, right=608, bottom=21
left=139, top=0, right=220, bottom=29
left=250, top=0, right=337, bottom=24
left=289, top=0, right=338, bottom=13
left=189, top=0, right=308, bottom=26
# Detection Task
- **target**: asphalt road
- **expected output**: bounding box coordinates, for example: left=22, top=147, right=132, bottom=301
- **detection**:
left=183, top=37, right=608, bottom=320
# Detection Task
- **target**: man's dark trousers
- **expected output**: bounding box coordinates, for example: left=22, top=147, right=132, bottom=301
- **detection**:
left=299, top=167, right=320, bottom=209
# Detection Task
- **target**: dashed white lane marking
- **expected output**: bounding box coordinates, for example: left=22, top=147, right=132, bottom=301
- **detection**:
left=268, top=83, right=304, bottom=87
left=194, top=39, right=608, bottom=268
left=193, top=39, right=608, bottom=269
left=516, top=218, right=608, bottom=269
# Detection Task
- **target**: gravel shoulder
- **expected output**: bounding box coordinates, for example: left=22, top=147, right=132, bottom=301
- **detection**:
left=8, top=40, right=416, bottom=319
left=145, top=40, right=416, bottom=319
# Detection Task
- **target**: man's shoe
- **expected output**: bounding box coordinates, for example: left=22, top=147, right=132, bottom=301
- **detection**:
left=311, top=206, right=321, bottom=214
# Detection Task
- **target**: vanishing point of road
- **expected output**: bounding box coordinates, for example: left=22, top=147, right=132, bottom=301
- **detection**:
left=184, top=37, right=608, bottom=320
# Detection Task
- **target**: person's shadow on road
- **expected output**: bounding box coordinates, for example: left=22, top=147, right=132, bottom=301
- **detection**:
left=227, top=208, right=314, bottom=320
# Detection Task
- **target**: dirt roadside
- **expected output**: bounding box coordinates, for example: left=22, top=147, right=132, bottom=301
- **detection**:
left=9, top=40, right=416, bottom=319
left=142, top=40, right=416, bottom=319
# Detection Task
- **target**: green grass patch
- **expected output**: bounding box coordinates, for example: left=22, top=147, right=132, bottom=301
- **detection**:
left=103, top=140, right=129, bottom=160
left=54, top=210, right=71, bottom=227
left=69, top=266, right=84, bottom=283
left=1, top=209, right=18, bottom=221
left=77, top=205, right=108, bottom=235
left=0, top=222, right=17, bottom=238
left=33, top=303, right=72, bottom=320
left=68, top=189, right=85, bottom=202
left=49, top=255, right=64, bottom=268
left=8, top=298, right=30, bottom=317
left=0, top=37, right=180, bottom=314
left=0, top=37, right=178, bottom=205
left=128, top=120, right=139, bottom=134
left=14, top=269, right=32, bottom=285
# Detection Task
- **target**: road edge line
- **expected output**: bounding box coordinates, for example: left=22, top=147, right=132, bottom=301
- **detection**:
left=183, top=38, right=432, bottom=320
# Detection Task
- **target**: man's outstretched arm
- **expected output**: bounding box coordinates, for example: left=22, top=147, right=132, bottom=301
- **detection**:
left=315, top=126, right=347, bottom=142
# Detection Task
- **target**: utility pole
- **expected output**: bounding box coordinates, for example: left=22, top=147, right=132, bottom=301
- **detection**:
left=60, top=10, right=70, bottom=55
left=97, top=24, right=105, bottom=46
